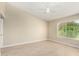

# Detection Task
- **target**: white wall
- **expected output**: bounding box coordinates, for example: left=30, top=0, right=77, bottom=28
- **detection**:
left=3, top=4, right=47, bottom=47
left=48, top=14, right=79, bottom=48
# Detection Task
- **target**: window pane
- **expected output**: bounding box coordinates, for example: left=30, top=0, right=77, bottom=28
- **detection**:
left=58, top=21, right=79, bottom=39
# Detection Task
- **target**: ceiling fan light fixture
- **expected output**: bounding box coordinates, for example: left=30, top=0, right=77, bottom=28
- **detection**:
left=46, top=8, right=50, bottom=13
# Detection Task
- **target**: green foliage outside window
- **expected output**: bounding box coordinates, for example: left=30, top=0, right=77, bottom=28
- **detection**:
left=59, top=22, right=79, bottom=38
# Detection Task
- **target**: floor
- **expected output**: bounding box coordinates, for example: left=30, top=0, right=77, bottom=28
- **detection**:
left=1, top=40, right=79, bottom=56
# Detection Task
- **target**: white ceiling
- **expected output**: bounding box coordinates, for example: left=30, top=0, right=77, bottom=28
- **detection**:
left=8, top=2, right=79, bottom=21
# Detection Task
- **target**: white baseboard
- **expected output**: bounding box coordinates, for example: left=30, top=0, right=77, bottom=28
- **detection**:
left=2, top=39, right=47, bottom=48
left=2, top=38, right=79, bottom=49
left=49, top=38, right=79, bottom=49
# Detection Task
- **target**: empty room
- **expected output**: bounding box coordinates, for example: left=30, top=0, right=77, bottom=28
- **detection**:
left=0, top=2, right=79, bottom=56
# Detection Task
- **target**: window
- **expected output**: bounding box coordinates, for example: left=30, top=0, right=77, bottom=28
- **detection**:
left=58, top=20, right=79, bottom=39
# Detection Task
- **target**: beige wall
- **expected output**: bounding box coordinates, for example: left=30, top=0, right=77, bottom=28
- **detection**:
left=3, top=4, right=47, bottom=47
left=0, top=3, right=5, bottom=17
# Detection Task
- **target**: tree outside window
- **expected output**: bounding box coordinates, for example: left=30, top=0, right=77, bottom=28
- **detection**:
left=59, top=21, right=79, bottom=38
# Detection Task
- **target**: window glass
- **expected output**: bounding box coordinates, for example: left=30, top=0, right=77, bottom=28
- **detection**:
left=58, top=21, right=79, bottom=39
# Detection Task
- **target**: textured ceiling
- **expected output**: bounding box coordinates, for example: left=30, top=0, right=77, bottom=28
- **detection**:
left=8, top=2, right=79, bottom=21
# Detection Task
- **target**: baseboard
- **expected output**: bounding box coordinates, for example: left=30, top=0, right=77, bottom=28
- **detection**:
left=49, top=38, right=79, bottom=49
left=2, top=39, right=47, bottom=48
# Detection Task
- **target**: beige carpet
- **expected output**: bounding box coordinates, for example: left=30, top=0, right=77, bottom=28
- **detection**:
left=1, top=40, right=79, bottom=56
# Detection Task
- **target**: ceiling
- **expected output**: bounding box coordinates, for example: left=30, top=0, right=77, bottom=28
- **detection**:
left=8, top=2, right=79, bottom=21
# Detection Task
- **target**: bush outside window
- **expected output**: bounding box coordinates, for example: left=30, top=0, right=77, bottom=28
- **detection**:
left=59, top=21, right=79, bottom=38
